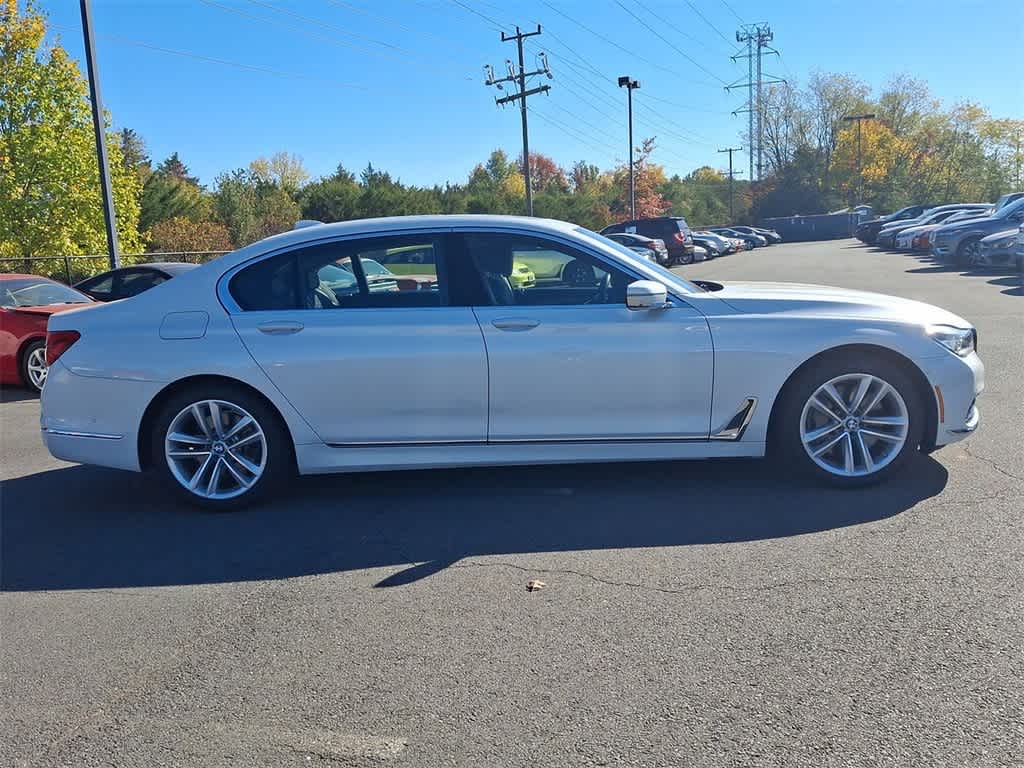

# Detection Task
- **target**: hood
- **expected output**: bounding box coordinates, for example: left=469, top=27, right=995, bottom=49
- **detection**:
left=712, top=281, right=970, bottom=327
left=936, top=214, right=1002, bottom=235
left=981, top=228, right=1020, bottom=245
left=7, top=303, right=92, bottom=318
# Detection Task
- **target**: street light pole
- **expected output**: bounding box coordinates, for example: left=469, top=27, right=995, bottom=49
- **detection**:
left=842, top=113, right=876, bottom=206
left=618, top=76, right=640, bottom=220
left=79, top=0, right=120, bottom=270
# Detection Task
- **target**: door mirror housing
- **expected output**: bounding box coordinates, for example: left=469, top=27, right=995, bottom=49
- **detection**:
left=626, top=280, right=669, bottom=310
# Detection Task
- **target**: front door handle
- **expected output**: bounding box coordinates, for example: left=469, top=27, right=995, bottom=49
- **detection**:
left=491, top=317, right=540, bottom=332
left=257, top=321, right=304, bottom=335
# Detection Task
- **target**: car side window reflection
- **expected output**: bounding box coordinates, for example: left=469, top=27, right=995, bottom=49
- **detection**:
left=463, top=233, right=630, bottom=307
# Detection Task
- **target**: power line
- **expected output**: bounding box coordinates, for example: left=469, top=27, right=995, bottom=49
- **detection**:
left=528, top=107, right=620, bottom=158
left=538, top=0, right=720, bottom=88
left=629, top=0, right=730, bottom=54
left=449, top=0, right=511, bottom=33
left=678, top=0, right=734, bottom=45
left=612, top=0, right=728, bottom=86
left=718, top=0, right=745, bottom=24
left=326, top=0, right=482, bottom=57
left=49, top=23, right=367, bottom=90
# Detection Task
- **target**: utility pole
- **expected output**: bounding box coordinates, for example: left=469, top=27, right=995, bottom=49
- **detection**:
left=618, top=76, right=641, bottom=219
left=842, top=113, right=876, bottom=205
left=718, top=147, right=742, bottom=222
left=727, top=24, right=783, bottom=184
left=79, top=0, right=120, bottom=269
left=484, top=26, right=551, bottom=216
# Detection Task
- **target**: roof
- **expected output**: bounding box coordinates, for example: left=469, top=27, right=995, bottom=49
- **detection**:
left=218, top=214, right=580, bottom=270
left=0, top=273, right=59, bottom=281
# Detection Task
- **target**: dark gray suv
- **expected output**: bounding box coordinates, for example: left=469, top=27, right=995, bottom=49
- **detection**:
left=932, top=197, right=1024, bottom=266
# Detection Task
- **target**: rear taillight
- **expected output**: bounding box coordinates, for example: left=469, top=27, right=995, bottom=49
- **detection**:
left=45, top=330, right=80, bottom=366
left=673, top=232, right=685, bottom=243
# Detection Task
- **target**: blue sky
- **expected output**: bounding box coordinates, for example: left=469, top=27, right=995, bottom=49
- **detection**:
left=45, top=0, right=1024, bottom=188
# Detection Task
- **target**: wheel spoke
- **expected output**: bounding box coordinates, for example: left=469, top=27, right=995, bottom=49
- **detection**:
left=168, top=431, right=209, bottom=446
left=860, top=428, right=903, bottom=443
left=190, top=404, right=212, bottom=439
left=188, top=454, right=215, bottom=489
left=861, top=415, right=907, bottom=427
left=855, top=431, right=875, bottom=472
left=812, top=431, right=847, bottom=457
left=229, top=431, right=262, bottom=449
left=220, top=454, right=250, bottom=487
left=849, top=376, right=873, bottom=413
left=206, top=457, right=223, bottom=496
left=822, top=383, right=849, bottom=415
left=804, top=421, right=843, bottom=443
left=226, top=448, right=261, bottom=476
left=208, top=401, right=224, bottom=438
left=810, top=396, right=844, bottom=424
left=168, top=449, right=210, bottom=458
left=223, top=415, right=253, bottom=441
left=843, top=433, right=855, bottom=473
left=861, top=382, right=891, bottom=415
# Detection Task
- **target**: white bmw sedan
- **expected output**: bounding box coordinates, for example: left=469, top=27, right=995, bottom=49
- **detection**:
left=42, top=215, right=983, bottom=510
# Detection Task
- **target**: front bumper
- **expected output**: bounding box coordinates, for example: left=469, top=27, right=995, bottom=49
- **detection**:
left=919, top=350, right=984, bottom=447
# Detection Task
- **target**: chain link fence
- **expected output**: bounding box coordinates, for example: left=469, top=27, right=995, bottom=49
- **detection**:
left=0, top=251, right=231, bottom=285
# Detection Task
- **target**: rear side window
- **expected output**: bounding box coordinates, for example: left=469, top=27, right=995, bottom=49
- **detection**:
left=78, top=273, right=115, bottom=300
left=230, top=252, right=299, bottom=311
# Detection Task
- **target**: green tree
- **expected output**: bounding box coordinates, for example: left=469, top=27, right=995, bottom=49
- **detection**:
left=0, top=0, right=142, bottom=260
left=140, top=154, right=211, bottom=232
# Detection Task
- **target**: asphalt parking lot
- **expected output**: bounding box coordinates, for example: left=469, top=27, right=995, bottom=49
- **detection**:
left=2, top=239, right=1022, bottom=767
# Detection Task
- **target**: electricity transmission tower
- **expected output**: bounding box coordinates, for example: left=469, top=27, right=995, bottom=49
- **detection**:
left=484, top=26, right=552, bottom=216
left=726, top=23, right=784, bottom=184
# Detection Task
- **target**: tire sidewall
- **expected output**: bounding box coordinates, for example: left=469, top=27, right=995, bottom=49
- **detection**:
left=150, top=384, right=292, bottom=511
left=773, top=355, right=925, bottom=487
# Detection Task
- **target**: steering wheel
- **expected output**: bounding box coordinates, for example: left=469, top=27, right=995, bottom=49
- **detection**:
left=585, top=272, right=611, bottom=304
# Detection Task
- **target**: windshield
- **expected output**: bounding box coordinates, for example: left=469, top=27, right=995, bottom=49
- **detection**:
left=574, top=227, right=700, bottom=294
left=994, top=197, right=1024, bottom=219
left=0, top=278, right=92, bottom=308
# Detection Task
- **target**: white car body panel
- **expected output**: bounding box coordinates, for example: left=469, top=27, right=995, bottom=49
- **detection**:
left=41, top=215, right=983, bottom=479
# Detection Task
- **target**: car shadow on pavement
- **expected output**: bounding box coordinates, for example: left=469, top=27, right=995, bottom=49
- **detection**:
left=0, top=387, right=38, bottom=403
left=1, top=454, right=950, bottom=592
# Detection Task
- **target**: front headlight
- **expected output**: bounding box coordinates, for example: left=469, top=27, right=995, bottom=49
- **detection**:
left=995, top=235, right=1016, bottom=249
left=927, top=324, right=976, bottom=357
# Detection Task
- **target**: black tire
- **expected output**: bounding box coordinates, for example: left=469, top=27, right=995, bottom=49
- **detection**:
left=771, top=353, right=925, bottom=488
left=955, top=237, right=981, bottom=267
left=20, top=339, right=46, bottom=394
left=150, top=383, right=293, bottom=511
left=677, top=249, right=694, bottom=266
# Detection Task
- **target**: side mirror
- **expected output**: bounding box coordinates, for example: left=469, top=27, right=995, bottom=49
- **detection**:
left=626, top=280, right=669, bottom=310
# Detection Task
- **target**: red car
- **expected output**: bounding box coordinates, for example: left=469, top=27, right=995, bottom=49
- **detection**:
left=0, top=274, right=94, bottom=393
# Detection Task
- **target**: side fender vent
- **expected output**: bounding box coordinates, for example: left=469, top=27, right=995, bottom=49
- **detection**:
left=711, top=398, right=757, bottom=441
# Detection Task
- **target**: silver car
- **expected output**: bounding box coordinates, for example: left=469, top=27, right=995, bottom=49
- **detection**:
left=42, top=215, right=983, bottom=510
left=932, top=197, right=1024, bottom=265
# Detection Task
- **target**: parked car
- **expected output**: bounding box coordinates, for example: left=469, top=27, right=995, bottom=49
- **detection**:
left=899, top=209, right=993, bottom=252
left=693, top=244, right=711, bottom=262
left=0, top=274, right=94, bottom=393
left=74, top=262, right=198, bottom=302
left=976, top=228, right=1021, bottom=268
left=993, top=192, right=1024, bottom=212
left=932, top=197, right=1024, bottom=266
left=731, top=226, right=780, bottom=244
left=693, top=231, right=735, bottom=256
left=600, top=217, right=696, bottom=265
left=855, top=205, right=930, bottom=245
left=877, top=205, right=990, bottom=250
left=710, top=228, right=764, bottom=248
left=41, top=214, right=983, bottom=509
left=603, top=232, right=670, bottom=265
left=1016, top=224, right=1024, bottom=269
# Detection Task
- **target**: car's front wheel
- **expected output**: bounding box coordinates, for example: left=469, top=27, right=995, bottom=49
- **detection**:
left=151, top=384, right=292, bottom=510
left=21, top=340, right=47, bottom=394
left=956, top=237, right=982, bottom=267
left=773, top=355, right=924, bottom=487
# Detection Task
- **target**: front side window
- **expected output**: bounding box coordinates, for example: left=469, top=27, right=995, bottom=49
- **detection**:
left=463, top=232, right=630, bottom=307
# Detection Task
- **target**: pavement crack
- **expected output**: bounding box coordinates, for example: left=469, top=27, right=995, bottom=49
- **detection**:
left=960, top=444, right=1024, bottom=484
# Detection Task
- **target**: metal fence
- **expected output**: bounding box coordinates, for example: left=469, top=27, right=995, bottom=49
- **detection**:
left=0, top=251, right=230, bottom=285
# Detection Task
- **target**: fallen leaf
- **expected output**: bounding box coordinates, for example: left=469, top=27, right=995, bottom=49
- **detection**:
left=526, top=579, right=546, bottom=592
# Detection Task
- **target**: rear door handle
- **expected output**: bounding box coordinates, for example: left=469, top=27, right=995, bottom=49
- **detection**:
left=257, top=321, right=304, bottom=335
left=491, top=317, right=540, bottom=332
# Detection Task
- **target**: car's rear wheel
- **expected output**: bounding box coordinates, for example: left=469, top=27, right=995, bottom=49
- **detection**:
left=773, top=355, right=924, bottom=487
left=20, top=340, right=47, bottom=394
left=151, top=384, right=292, bottom=510
left=677, top=249, right=694, bottom=266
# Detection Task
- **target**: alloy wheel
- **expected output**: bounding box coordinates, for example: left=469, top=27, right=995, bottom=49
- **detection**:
left=799, top=373, right=909, bottom=477
left=26, top=346, right=47, bottom=391
left=963, top=240, right=984, bottom=266
left=164, top=399, right=267, bottom=500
